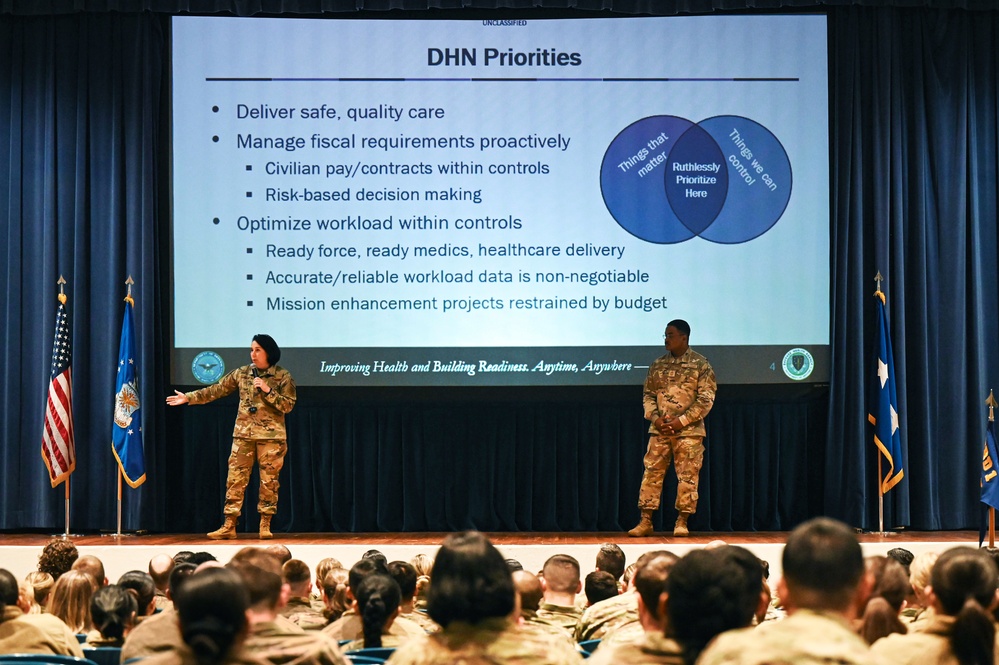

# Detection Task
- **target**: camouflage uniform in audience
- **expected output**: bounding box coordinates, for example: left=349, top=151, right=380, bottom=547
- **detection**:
left=0, top=608, right=65, bottom=655
left=281, top=596, right=328, bottom=631
left=574, top=592, right=639, bottom=642
left=245, top=619, right=348, bottom=665
left=400, top=608, right=438, bottom=633
left=322, top=608, right=424, bottom=642
left=340, top=632, right=410, bottom=652
left=121, top=608, right=182, bottom=661
left=534, top=601, right=583, bottom=637
left=586, top=632, right=684, bottom=665
left=698, top=610, right=883, bottom=665
left=386, top=618, right=582, bottom=664
left=184, top=364, right=296, bottom=517
left=141, top=644, right=267, bottom=665
left=596, top=620, right=645, bottom=648
left=3, top=605, right=84, bottom=656
left=518, top=619, right=579, bottom=653
left=870, top=614, right=999, bottom=663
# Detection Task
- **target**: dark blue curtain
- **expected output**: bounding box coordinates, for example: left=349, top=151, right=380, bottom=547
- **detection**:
left=1, top=4, right=998, bottom=534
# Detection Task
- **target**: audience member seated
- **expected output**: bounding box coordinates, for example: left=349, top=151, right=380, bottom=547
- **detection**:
left=856, top=556, right=909, bottom=645
left=149, top=554, right=176, bottom=612
left=584, top=571, right=619, bottom=608
left=266, top=545, right=293, bottom=566
left=24, top=572, right=54, bottom=613
left=387, top=561, right=437, bottom=633
left=340, top=573, right=406, bottom=652
left=280, top=559, right=328, bottom=631
left=121, top=562, right=196, bottom=661
left=574, top=550, right=674, bottom=643
left=13, top=578, right=84, bottom=656
left=322, top=559, right=423, bottom=643
left=599, top=554, right=677, bottom=650
left=37, top=538, right=79, bottom=582
left=903, top=551, right=938, bottom=631
left=311, top=558, right=342, bottom=612
left=513, top=570, right=577, bottom=651
left=320, top=569, right=350, bottom=624
left=47, top=568, right=96, bottom=634
left=871, top=547, right=999, bottom=664
left=227, top=547, right=348, bottom=665
left=697, top=517, right=879, bottom=665
left=408, top=554, right=433, bottom=612
left=0, top=568, right=65, bottom=654
left=886, top=547, right=914, bottom=575
left=594, top=543, right=627, bottom=593
left=534, top=554, right=584, bottom=636
left=73, top=555, right=109, bottom=588
left=1, top=569, right=82, bottom=656
left=119, top=570, right=159, bottom=621
left=86, top=584, right=137, bottom=647
left=142, top=567, right=261, bottom=665
left=387, top=531, right=582, bottom=664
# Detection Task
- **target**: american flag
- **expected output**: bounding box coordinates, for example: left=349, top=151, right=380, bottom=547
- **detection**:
left=41, top=293, right=76, bottom=487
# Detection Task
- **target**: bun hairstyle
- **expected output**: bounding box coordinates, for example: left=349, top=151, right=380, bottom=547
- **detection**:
left=175, top=568, right=250, bottom=665
left=91, top=585, right=137, bottom=641
left=930, top=547, right=998, bottom=665
left=252, top=334, right=280, bottom=366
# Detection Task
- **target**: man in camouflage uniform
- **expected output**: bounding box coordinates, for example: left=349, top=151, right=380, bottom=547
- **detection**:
left=629, top=319, right=716, bottom=538
left=167, top=333, right=296, bottom=540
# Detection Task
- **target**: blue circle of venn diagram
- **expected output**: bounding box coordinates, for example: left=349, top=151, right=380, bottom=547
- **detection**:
left=600, top=115, right=792, bottom=244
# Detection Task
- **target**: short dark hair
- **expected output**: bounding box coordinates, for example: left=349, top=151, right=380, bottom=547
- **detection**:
left=542, top=554, right=581, bottom=594
left=176, top=568, right=249, bottom=665
left=584, top=571, right=618, bottom=606
left=427, top=531, right=514, bottom=628
left=118, top=571, right=156, bottom=616
left=388, top=561, right=418, bottom=599
left=512, top=571, right=543, bottom=612
left=349, top=557, right=388, bottom=592
left=169, top=563, right=197, bottom=599
left=38, top=538, right=79, bottom=580
left=0, top=569, right=17, bottom=607
left=885, top=547, right=914, bottom=574
left=666, top=319, right=690, bottom=337
left=282, top=559, right=312, bottom=586
left=667, top=546, right=763, bottom=664
left=252, top=334, right=281, bottom=365
left=595, top=543, right=626, bottom=581
left=633, top=555, right=676, bottom=619
left=227, top=550, right=283, bottom=609
left=187, top=552, right=218, bottom=567
left=91, top=585, right=138, bottom=640
left=782, top=517, right=864, bottom=610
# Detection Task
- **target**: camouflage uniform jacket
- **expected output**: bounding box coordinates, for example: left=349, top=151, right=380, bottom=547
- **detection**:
left=574, top=591, right=639, bottom=642
left=246, top=619, right=348, bottom=665
left=643, top=348, right=716, bottom=437
left=186, top=364, right=296, bottom=440
left=698, top=610, right=885, bottom=665
left=586, top=631, right=684, bottom=665
left=0, top=608, right=65, bottom=655
left=121, top=607, right=182, bottom=661
left=142, top=644, right=269, bottom=665
left=322, top=608, right=425, bottom=642
left=871, top=614, right=997, bottom=664
left=385, top=618, right=583, bottom=664
left=534, top=601, right=583, bottom=636
left=3, top=607, right=85, bottom=656
left=281, top=597, right=329, bottom=631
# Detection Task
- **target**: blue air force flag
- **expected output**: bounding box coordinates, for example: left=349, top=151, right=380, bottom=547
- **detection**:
left=982, top=421, right=999, bottom=511
left=868, top=292, right=904, bottom=493
left=112, top=297, right=146, bottom=487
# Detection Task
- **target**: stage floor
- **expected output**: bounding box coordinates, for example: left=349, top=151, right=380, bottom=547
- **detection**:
left=0, top=530, right=979, bottom=586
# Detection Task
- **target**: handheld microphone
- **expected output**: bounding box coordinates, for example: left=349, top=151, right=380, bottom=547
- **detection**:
left=249, top=366, right=260, bottom=413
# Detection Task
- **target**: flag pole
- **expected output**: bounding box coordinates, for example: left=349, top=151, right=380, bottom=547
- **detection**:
left=875, top=271, right=886, bottom=535
left=116, top=467, right=123, bottom=537
left=988, top=391, right=997, bottom=548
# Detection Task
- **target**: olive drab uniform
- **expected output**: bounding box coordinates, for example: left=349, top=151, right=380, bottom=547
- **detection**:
left=185, top=364, right=296, bottom=517
left=639, top=348, right=716, bottom=513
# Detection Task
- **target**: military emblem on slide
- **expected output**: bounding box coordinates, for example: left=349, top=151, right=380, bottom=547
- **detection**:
left=781, top=348, right=815, bottom=381
left=192, top=350, right=225, bottom=384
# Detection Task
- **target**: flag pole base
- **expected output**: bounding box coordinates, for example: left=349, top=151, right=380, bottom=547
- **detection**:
left=100, top=529, right=148, bottom=538
left=49, top=533, right=83, bottom=539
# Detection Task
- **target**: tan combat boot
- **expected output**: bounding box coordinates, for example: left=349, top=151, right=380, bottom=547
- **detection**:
left=673, top=512, right=691, bottom=537
left=259, top=515, right=273, bottom=540
left=627, top=509, right=655, bottom=537
left=207, top=516, right=237, bottom=540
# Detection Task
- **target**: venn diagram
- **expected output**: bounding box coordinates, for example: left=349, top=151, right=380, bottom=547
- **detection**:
left=600, top=115, right=792, bottom=244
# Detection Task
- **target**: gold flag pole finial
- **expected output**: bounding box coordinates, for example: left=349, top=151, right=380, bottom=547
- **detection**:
left=124, top=275, right=135, bottom=307
left=987, top=390, right=997, bottom=423
left=874, top=271, right=885, bottom=305
left=57, top=275, right=67, bottom=305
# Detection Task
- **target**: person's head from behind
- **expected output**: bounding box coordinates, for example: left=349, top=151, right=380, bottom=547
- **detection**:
left=666, top=546, right=763, bottom=665
left=387, top=561, right=418, bottom=606
left=73, top=555, right=108, bottom=587
left=91, top=584, right=138, bottom=642
left=24, top=571, right=54, bottom=609
left=282, top=559, right=312, bottom=598
left=176, top=567, right=250, bottom=665
left=866, top=556, right=909, bottom=612
left=168, top=563, right=197, bottom=602
left=38, top=538, right=79, bottom=581
left=512, top=570, right=544, bottom=614
left=410, top=553, right=433, bottom=604
left=427, top=531, right=515, bottom=628
left=227, top=549, right=285, bottom=612
left=886, top=547, right=914, bottom=575
left=927, top=547, right=999, bottom=665
left=0, top=569, right=18, bottom=615
left=355, top=573, right=402, bottom=649
left=909, top=551, right=939, bottom=608
left=48, top=568, right=96, bottom=632
left=348, top=556, right=389, bottom=606
left=541, top=554, right=581, bottom=600
left=264, top=544, right=292, bottom=565
left=779, top=517, right=868, bottom=616
left=595, top=543, right=626, bottom=581
left=315, top=557, right=342, bottom=588
left=633, top=554, right=678, bottom=631
left=118, top=570, right=157, bottom=617
left=321, top=568, right=350, bottom=620
left=584, top=571, right=619, bottom=607
left=149, top=554, right=175, bottom=592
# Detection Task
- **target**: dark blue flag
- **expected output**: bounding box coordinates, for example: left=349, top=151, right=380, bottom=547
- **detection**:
left=979, top=420, right=999, bottom=546
left=868, top=292, right=904, bottom=493
left=112, top=297, right=146, bottom=487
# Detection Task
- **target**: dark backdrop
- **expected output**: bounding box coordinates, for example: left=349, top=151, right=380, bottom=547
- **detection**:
left=1, top=1, right=996, bottom=534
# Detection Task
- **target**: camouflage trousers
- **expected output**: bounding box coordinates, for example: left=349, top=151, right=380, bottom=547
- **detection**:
left=223, top=437, right=287, bottom=517
left=637, top=434, right=704, bottom=513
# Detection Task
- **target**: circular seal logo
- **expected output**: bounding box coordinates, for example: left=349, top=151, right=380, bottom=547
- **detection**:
left=781, top=348, right=815, bottom=381
left=192, top=351, right=225, bottom=384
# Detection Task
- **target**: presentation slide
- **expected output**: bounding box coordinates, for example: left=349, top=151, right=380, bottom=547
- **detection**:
left=171, top=15, right=830, bottom=387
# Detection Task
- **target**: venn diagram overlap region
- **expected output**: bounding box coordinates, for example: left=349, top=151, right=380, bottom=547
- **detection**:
left=600, top=115, right=792, bottom=244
